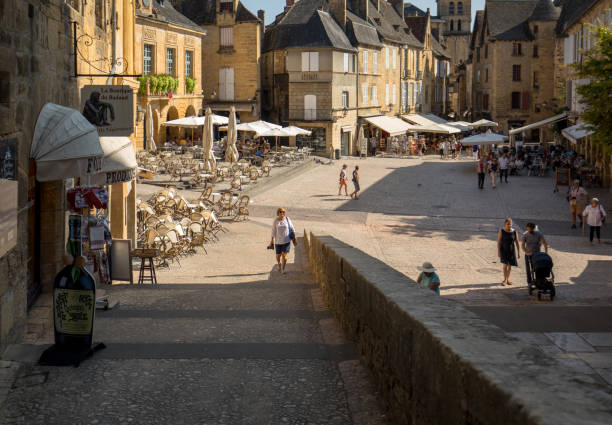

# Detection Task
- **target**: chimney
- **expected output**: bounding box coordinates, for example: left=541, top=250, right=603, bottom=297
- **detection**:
left=347, top=0, right=368, bottom=20
left=390, top=0, right=404, bottom=20
left=329, top=0, right=346, bottom=29
left=286, top=0, right=296, bottom=8
left=257, top=9, right=265, bottom=45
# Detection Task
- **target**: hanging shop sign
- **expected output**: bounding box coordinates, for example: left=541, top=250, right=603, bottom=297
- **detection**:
left=81, top=85, right=134, bottom=137
left=0, top=138, right=18, bottom=258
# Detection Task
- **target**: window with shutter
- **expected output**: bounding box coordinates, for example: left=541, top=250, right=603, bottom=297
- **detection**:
left=385, top=84, right=389, bottom=105
left=393, top=84, right=397, bottom=104
left=219, top=67, right=234, bottom=100
left=511, top=92, right=521, bottom=109
left=372, top=86, right=378, bottom=105
left=512, top=65, right=521, bottom=81
left=144, top=44, right=154, bottom=75
left=344, top=53, right=349, bottom=73
left=402, top=82, right=407, bottom=110
left=521, top=92, right=530, bottom=110
left=363, top=51, right=368, bottom=73
left=362, top=84, right=368, bottom=106
left=304, top=95, right=316, bottom=120
left=373, top=52, right=378, bottom=73
left=385, top=47, right=389, bottom=69
left=220, top=27, right=233, bottom=47
left=302, top=52, right=319, bottom=71
left=185, top=51, right=193, bottom=77
left=393, top=49, right=397, bottom=69
left=342, top=91, right=349, bottom=108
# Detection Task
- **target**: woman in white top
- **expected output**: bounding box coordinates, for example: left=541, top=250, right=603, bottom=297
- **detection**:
left=269, top=207, right=297, bottom=274
left=583, top=198, right=606, bottom=245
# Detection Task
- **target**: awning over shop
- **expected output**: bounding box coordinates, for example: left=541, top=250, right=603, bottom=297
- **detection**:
left=162, top=115, right=228, bottom=127
left=31, top=103, right=103, bottom=182
left=364, top=115, right=414, bottom=136
left=85, top=137, right=138, bottom=185
left=508, top=113, right=567, bottom=135
left=401, top=114, right=460, bottom=134
left=562, top=123, right=594, bottom=144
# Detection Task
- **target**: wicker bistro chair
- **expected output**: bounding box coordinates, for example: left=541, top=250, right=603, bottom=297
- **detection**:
left=248, top=169, right=259, bottom=185
left=188, top=222, right=208, bottom=254
left=217, top=192, right=237, bottom=217
left=234, top=195, right=250, bottom=221
left=261, top=161, right=271, bottom=177
left=189, top=212, right=205, bottom=224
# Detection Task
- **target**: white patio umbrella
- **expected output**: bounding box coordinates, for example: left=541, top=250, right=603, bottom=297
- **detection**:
left=225, top=106, right=239, bottom=163
left=282, top=126, right=312, bottom=136
left=30, top=103, right=103, bottom=181
left=471, top=119, right=498, bottom=128
left=255, top=127, right=293, bottom=152
left=460, top=130, right=508, bottom=145
left=203, top=108, right=217, bottom=171
left=236, top=120, right=282, bottom=133
left=161, top=115, right=229, bottom=128
left=146, top=104, right=157, bottom=152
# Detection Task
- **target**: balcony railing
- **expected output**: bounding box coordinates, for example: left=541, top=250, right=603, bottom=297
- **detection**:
left=301, top=72, right=319, bottom=81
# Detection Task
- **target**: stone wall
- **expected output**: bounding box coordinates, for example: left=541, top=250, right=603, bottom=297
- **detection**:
left=305, top=232, right=612, bottom=425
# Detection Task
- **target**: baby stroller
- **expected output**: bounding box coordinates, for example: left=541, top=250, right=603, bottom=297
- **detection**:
left=529, top=252, right=555, bottom=301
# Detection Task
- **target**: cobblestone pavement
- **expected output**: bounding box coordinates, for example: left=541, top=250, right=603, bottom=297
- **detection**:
left=0, top=212, right=386, bottom=424
left=251, top=155, right=612, bottom=387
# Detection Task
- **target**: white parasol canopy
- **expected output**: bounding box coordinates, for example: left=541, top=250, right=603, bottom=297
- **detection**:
left=203, top=108, right=216, bottom=171
left=283, top=126, right=312, bottom=136
left=161, top=115, right=229, bottom=128
left=146, top=104, right=157, bottom=152
left=85, top=137, right=138, bottom=185
left=471, top=119, right=499, bottom=128
left=236, top=120, right=282, bottom=134
left=460, top=130, right=508, bottom=145
left=225, top=106, right=239, bottom=163
left=31, top=103, right=104, bottom=181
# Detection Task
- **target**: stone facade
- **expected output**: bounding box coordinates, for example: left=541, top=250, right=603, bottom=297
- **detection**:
left=470, top=0, right=563, bottom=136
left=0, top=0, right=134, bottom=351
left=134, top=1, right=206, bottom=146
left=178, top=0, right=262, bottom=123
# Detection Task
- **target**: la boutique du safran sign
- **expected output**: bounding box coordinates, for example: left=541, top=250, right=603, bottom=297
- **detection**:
left=81, top=85, right=134, bottom=137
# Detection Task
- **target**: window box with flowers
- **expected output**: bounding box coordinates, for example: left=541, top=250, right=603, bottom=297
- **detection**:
left=185, top=76, right=196, bottom=94
left=137, top=74, right=180, bottom=96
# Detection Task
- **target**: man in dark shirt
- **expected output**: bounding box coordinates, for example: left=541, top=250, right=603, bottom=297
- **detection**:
left=521, top=223, right=548, bottom=287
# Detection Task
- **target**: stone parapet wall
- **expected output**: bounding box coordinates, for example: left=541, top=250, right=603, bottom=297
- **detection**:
left=305, top=232, right=612, bottom=425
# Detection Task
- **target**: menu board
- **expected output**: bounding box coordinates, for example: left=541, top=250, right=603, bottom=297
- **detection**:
left=555, top=167, right=571, bottom=187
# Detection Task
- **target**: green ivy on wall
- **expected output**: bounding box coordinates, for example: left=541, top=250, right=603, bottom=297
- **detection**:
left=185, top=76, right=196, bottom=94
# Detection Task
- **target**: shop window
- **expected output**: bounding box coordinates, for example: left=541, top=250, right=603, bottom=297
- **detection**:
left=297, top=127, right=326, bottom=151
left=144, top=44, right=154, bottom=75
left=185, top=51, right=193, bottom=78
left=166, top=48, right=175, bottom=75
left=511, top=91, right=521, bottom=109
left=512, top=65, right=521, bottom=81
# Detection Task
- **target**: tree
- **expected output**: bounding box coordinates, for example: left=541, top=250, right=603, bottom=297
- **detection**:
left=574, top=25, right=612, bottom=150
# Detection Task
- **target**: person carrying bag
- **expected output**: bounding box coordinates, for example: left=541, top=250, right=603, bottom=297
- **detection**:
left=269, top=207, right=297, bottom=275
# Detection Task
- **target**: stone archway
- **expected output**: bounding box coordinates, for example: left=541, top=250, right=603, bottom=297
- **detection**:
left=166, top=106, right=180, bottom=140
left=185, top=105, right=196, bottom=117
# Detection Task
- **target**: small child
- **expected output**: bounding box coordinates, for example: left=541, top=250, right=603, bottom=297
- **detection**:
left=416, top=262, right=440, bottom=295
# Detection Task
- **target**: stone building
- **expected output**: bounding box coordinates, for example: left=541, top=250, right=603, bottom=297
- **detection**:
left=557, top=0, right=612, bottom=184
left=261, top=0, right=427, bottom=155
left=178, top=0, right=262, bottom=123
left=134, top=0, right=206, bottom=146
left=470, top=0, right=562, bottom=136
left=0, top=0, right=138, bottom=351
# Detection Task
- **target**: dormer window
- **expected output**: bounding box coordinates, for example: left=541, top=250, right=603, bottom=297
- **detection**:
left=220, top=0, right=233, bottom=13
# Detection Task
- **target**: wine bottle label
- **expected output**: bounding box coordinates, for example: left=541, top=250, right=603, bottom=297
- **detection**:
left=54, top=289, right=95, bottom=335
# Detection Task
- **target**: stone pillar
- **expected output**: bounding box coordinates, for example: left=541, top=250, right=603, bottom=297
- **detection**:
left=110, top=183, right=127, bottom=239
left=123, top=0, right=135, bottom=74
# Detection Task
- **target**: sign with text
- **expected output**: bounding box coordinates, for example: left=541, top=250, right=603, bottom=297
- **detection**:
left=81, top=85, right=134, bottom=137
left=0, top=138, right=18, bottom=258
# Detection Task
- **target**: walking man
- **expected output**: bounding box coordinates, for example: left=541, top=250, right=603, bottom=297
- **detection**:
left=369, top=138, right=377, bottom=157
left=338, top=164, right=348, bottom=196
left=350, top=166, right=360, bottom=200
left=499, top=153, right=509, bottom=183
left=521, top=223, right=548, bottom=288
left=477, top=158, right=486, bottom=189
left=438, top=141, right=444, bottom=159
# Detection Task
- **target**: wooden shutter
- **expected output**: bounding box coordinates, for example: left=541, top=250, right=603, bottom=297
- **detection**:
left=362, top=84, right=368, bottom=106
left=372, top=85, right=378, bottom=105
left=219, top=68, right=226, bottom=100
left=393, top=49, right=397, bottom=69
left=344, top=53, right=349, bottom=73
left=393, top=84, right=397, bottom=105
left=304, top=95, right=316, bottom=120
left=310, top=52, right=319, bottom=71
left=301, top=52, right=309, bottom=72
left=373, top=52, right=378, bottom=73
left=385, top=47, right=390, bottom=69
left=220, top=27, right=233, bottom=47
left=385, top=83, right=390, bottom=105
left=521, top=92, right=530, bottom=110
left=363, top=51, right=368, bottom=73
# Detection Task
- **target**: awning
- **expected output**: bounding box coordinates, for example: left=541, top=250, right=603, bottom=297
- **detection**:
left=341, top=126, right=353, bottom=133
left=236, top=120, right=282, bottom=133
left=401, top=114, right=460, bottom=134
left=471, top=119, right=498, bottom=128
left=162, top=115, right=228, bottom=127
left=364, top=115, right=413, bottom=136
left=85, top=137, right=138, bottom=185
left=508, top=113, right=567, bottom=135
left=562, top=123, right=594, bottom=144
left=31, top=103, right=103, bottom=182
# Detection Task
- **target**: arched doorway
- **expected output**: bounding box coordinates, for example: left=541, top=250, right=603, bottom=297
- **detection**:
left=166, top=106, right=179, bottom=141
left=185, top=105, right=196, bottom=117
